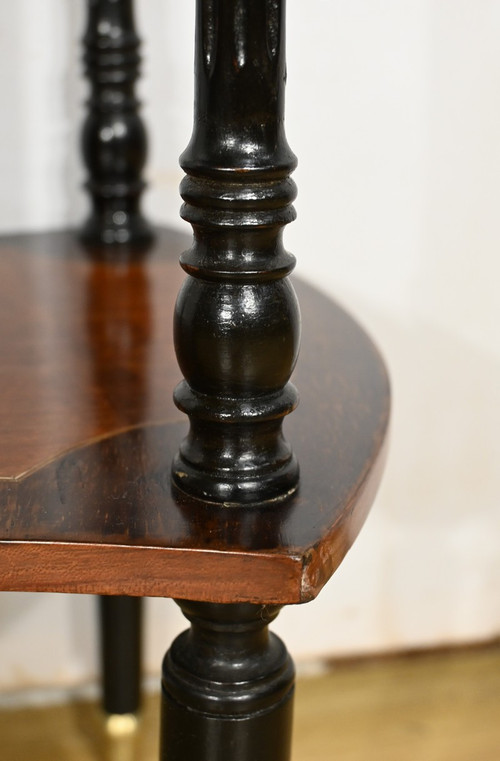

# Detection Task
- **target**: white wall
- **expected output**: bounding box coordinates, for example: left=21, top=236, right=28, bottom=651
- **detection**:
left=0, top=0, right=499, bottom=696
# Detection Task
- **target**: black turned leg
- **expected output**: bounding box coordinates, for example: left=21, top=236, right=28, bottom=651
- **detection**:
left=80, top=0, right=153, bottom=250
left=99, top=595, right=143, bottom=716
left=161, top=601, right=295, bottom=761
left=81, top=0, right=149, bottom=718
left=166, top=2, right=298, bottom=758
left=172, top=0, right=300, bottom=506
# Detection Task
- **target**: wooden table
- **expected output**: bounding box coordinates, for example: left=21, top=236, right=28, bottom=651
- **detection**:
left=0, top=0, right=390, bottom=758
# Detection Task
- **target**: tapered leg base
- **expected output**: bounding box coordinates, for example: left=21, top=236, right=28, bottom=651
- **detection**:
left=160, top=601, right=295, bottom=761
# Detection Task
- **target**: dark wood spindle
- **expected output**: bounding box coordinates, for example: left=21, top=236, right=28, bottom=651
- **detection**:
left=80, top=0, right=153, bottom=250
left=81, top=0, right=151, bottom=719
left=172, top=0, right=300, bottom=506
left=161, top=601, right=295, bottom=761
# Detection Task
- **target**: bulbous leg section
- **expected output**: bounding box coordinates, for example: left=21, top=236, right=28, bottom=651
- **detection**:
left=160, top=601, right=295, bottom=761
left=172, top=0, right=301, bottom=506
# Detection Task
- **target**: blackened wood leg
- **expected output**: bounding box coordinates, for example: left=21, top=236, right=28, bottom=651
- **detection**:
left=172, top=0, right=300, bottom=506
left=80, top=0, right=153, bottom=250
left=81, top=0, right=149, bottom=717
left=161, top=601, right=295, bottom=761
left=99, top=595, right=142, bottom=715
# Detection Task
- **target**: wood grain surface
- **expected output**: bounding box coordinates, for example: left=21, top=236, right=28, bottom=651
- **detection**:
left=0, top=228, right=390, bottom=603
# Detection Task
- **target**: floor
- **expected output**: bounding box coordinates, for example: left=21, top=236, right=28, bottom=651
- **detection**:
left=0, top=644, right=498, bottom=761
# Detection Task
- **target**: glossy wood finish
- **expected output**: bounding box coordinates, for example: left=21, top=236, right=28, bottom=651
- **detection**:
left=172, top=0, right=300, bottom=505
left=0, top=228, right=389, bottom=604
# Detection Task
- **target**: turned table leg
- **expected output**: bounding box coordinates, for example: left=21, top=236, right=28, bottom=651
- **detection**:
left=99, top=595, right=142, bottom=716
left=161, top=601, right=295, bottom=761
left=80, top=0, right=151, bottom=716
left=172, top=0, right=300, bottom=507
left=80, top=0, right=153, bottom=249
left=164, top=2, right=298, bottom=759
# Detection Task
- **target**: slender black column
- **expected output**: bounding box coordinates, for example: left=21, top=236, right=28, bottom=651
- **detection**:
left=172, top=0, right=300, bottom=506
left=80, top=0, right=153, bottom=250
left=99, top=596, right=142, bottom=715
left=161, top=601, right=295, bottom=761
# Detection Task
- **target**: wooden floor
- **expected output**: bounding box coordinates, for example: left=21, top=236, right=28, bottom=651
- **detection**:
left=0, top=644, right=498, bottom=761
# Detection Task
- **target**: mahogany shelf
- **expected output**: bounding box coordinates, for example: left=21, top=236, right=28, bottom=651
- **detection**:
left=0, top=228, right=389, bottom=605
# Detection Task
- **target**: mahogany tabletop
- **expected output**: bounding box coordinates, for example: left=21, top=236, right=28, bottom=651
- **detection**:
left=0, top=228, right=390, bottom=604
